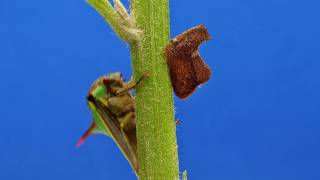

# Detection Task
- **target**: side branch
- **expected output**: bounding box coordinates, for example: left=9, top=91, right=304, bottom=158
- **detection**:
left=87, top=0, right=141, bottom=43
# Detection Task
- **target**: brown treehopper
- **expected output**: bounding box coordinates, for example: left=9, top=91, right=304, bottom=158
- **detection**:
left=165, top=25, right=211, bottom=99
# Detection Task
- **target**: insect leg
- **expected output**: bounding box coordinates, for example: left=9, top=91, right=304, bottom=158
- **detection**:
left=116, top=73, right=149, bottom=95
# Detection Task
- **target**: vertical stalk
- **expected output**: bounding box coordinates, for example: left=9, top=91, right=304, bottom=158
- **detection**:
left=130, top=0, right=179, bottom=179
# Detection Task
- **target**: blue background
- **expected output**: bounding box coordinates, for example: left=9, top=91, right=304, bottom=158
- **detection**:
left=1, top=0, right=319, bottom=179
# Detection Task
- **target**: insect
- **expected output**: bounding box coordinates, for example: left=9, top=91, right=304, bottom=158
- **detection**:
left=165, top=25, right=211, bottom=99
left=77, top=72, right=141, bottom=175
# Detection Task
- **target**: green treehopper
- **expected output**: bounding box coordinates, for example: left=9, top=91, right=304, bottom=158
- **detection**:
left=77, top=72, right=141, bottom=175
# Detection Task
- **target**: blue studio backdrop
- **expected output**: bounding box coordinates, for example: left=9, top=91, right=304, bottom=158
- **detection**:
left=1, top=0, right=320, bottom=179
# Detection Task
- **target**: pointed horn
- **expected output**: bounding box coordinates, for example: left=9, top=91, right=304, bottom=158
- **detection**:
left=76, top=122, right=96, bottom=148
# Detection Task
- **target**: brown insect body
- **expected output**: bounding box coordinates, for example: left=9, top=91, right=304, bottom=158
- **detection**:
left=165, top=25, right=211, bottom=99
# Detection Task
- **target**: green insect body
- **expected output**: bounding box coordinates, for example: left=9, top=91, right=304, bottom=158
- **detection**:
left=77, top=72, right=139, bottom=175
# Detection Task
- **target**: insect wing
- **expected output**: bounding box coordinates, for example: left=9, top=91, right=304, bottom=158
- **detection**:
left=76, top=102, right=112, bottom=148
left=90, top=96, right=139, bottom=175
left=87, top=101, right=112, bottom=136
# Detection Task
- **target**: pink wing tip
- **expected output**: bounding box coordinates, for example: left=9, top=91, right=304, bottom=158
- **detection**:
left=75, top=137, right=86, bottom=148
left=75, top=123, right=96, bottom=148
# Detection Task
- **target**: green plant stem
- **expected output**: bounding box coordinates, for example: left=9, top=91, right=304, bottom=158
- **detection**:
left=87, top=0, right=179, bottom=178
left=130, top=0, right=179, bottom=179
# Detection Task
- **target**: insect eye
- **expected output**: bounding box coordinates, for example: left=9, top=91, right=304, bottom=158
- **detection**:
left=103, top=79, right=111, bottom=85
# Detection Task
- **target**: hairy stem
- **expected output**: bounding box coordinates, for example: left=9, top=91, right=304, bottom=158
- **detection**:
left=87, top=0, right=179, bottom=178
left=130, top=0, right=179, bottom=179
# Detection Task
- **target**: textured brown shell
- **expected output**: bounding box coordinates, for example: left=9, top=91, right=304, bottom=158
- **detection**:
left=165, top=25, right=211, bottom=99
